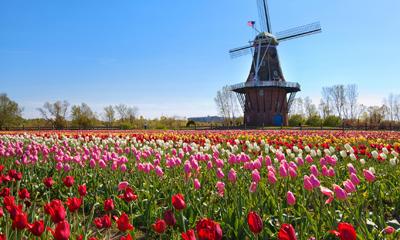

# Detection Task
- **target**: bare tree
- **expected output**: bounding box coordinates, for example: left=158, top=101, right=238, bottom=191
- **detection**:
left=320, top=87, right=332, bottom=117
left=0, top=93, right=22, bottom=129
left=214, top=86, right=239, bottom=123
left=103, top=105, right=115, bottom=127
left=319, top=99, right=330, bottom=119
left=289, top=97, right=304, bottom=116
left=394, top=95, right=400, bottom=121
left=345, top=84, right=358, bottom=120
left=329, top=85, right=346, bottom=119
left=384, top=93, right=398, bottom=122
left=115, top=104, right=129, bottom=120
left=38, top=100, right=69, bottom=129
left=115, top=104, right=138, bottom=121
left=126, top=106, right=139, bottom=125
left=303, top=97, right=318, bottom=118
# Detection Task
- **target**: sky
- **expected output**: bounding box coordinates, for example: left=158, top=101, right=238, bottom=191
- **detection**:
left=1, top=0, right=399, bottom=119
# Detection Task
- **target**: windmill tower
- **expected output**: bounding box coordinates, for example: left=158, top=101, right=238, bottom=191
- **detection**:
left=229, top=0, right=322, bottom=126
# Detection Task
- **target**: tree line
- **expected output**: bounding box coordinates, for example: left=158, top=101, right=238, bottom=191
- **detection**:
left=0, top=94, right=189, bottom=130
left=289, top=84, right=400, bottom=128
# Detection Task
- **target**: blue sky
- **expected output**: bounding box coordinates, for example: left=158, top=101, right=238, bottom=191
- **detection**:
left=1, top=0, right=399, bottom=119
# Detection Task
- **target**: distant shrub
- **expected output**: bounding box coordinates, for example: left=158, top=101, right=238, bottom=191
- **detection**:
left=289, top=114, right=305, bottom=127
left=323, top=115, right=342, bottom=127
left=306, top=115, right=322, bottom=127
left=186, top=120, right=196, bottom=128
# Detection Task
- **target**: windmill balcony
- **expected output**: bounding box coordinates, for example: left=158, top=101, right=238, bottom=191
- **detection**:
left=230, top=80, right=300, bottom=93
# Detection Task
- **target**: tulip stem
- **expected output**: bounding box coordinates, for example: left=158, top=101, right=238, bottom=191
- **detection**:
left=180, top=211, right=186, bottom=232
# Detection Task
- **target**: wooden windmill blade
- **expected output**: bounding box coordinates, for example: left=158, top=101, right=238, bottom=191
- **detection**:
left=276, top=22, right=322, bottom=42
left=229, top=44, right=254, bottom=58
left=257, top=0, right=272, bottom=33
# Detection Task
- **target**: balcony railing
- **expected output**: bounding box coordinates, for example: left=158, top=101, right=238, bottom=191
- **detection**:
left=230, top=80, right=300, bottom=92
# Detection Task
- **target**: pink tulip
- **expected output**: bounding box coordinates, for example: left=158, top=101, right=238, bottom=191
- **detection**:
left=216, top=181, right=225, bottom=197
left=228, top=168, right=237, bottom=183
left=303, top=175, right=313, bottom=191
left=310, top=165, right=319, bottom=176
left=305, top=155, right=313, bottom=163
left=321, top=165, right=329, bottom=176
left=249, top=181, right=258, bottom=193
left=343, top=180, right=356, bottom=193
left=265, top=156, right=272, bottom=166
left=320, top=186, right=334, bottom=204
left=333, top=184, right=347, bottom=200
left=347, top=163, right=357, bottom=175
left=328, top=167, right=335, bottom=177
left=120, top=164, right=127, bottom=172
left=251, top=169, right=261, bottom=182
left=268, top=171, right=277, bottom=185
left=287, top=191, right=296, bottom=206
left=297, top=157, right=304, bottom=166
left=309, top=174, right=320, bottom=188
left=384, top=226, right=395, bottom=234
left=194, top=178, right=201, bottom=190
left=350, top=173, right=360, bottom=185
left=155, top=166, right=164, bottom=177
left=216, top=168, right=225, bottom=179
left=279, top=164, right=288, bottom=177
left=288, top=167, right=297, bottom=178
left=363, top=169, right=375, bottom=182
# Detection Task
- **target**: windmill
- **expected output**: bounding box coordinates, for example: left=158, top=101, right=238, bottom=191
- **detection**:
left=229, top=0, right=322, bottom=126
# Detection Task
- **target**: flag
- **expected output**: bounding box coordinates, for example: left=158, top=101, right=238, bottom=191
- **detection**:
left=247, top=21, right=256, bottom=28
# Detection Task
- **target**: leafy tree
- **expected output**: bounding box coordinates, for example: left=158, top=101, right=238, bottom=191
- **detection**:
left=0, top=93, right=22, bottom=129
left=71, top=103, right=96, bottom=129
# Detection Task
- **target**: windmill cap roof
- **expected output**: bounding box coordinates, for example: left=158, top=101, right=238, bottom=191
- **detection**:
left=255, top=32, right=279, bottom=45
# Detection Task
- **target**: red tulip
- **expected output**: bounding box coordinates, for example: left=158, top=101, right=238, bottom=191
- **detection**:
left=0, top=187, right=10, bottom=197
left=172, top=194, right=186, bottom=210
left=63, top=176, right=74, bottom=187
left=118, top=187, right=138, bottom=202
left=49, top=220, right=70, bottom=240
left=18, top=188, right=30, bottom=200
left=65, top=197, right=82, bottom=212
left=247, top=211, right=263, bottom=234
left=278, top=224, right=297, bottom=240
left=12, top=210, right=28, bottom=230
left=116, top=213, right=134, bottom=232
left=152, top=219, right=167, bottom=234
left=329, top=222, right=357, bottom=240
left=0, top=207, right=3, bottom=218
left=78, top=184, right=87, bottom=196
left=104, top=198, right=114, bottom=212
left=196, top=218, right=223, bottom=240
left=28, top=220, right=45, bottom=236
left=120, top=233, right=133, bottom=240
left=44, top=200, right=66, bottom=223
left=8, top=169, right=22, bottom=180
left=94, top=215, right=111, bottom=229
left=181, top=229, right=196, bottom=240
left=43, top=177, right=55, bottom=188
left=0, top=234, right=5, bottom=240
left=164, top=210, right=176, bottom=226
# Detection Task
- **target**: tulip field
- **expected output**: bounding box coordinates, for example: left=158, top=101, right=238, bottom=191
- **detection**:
left=0, top=130, right=400, bottom=239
